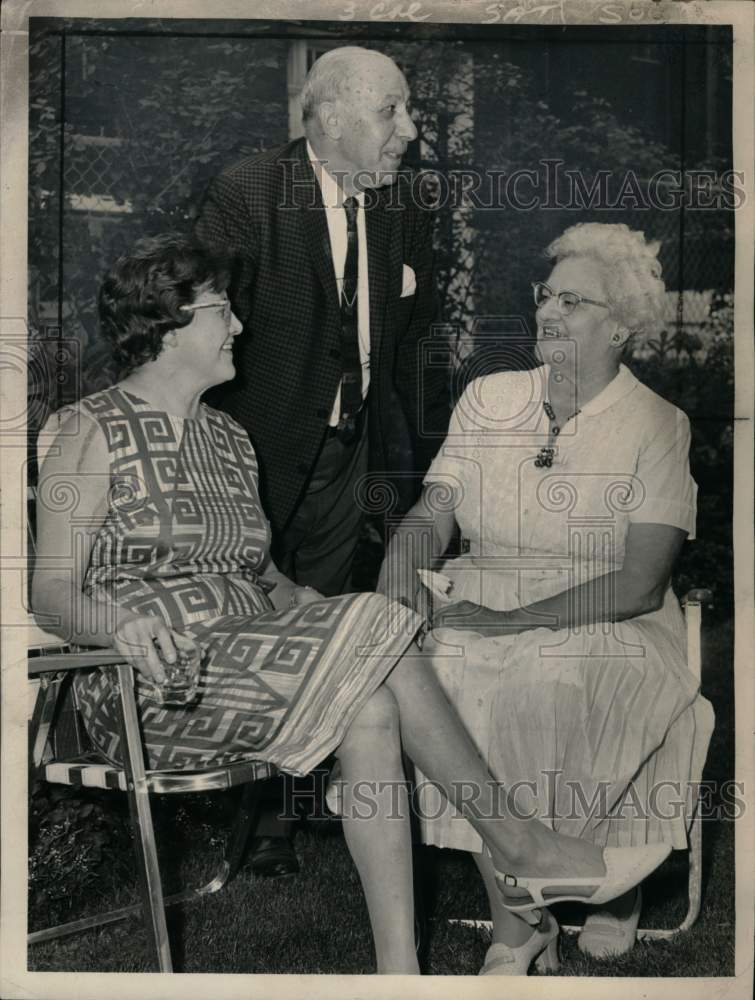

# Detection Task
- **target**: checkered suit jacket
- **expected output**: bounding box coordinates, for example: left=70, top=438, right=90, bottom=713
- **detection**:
left=195, top=137, right=450, bottom=535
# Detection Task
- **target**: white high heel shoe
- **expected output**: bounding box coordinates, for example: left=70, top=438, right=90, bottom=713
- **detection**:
left=479, top=909, right=560, bottom=976
left=495, top=843, right=670, bottom=913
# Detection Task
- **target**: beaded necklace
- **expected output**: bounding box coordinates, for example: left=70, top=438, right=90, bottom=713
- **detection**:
left=534, top=400, right=582, bottom=468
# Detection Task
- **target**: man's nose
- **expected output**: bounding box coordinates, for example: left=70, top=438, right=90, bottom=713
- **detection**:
left=397, top=108, right=418, bottom=142
left=230, top=310, right=243, bottom=336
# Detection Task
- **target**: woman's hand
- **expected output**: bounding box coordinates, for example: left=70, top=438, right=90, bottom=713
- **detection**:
left=113, top=615, right=179, bottom=685
left=431, top=602, right=528, bottom=636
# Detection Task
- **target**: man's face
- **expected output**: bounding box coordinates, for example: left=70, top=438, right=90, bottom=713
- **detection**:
left=334, top=56, right=418, bottom=189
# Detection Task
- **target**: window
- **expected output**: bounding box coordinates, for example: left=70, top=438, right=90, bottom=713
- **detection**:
left=287, top=40, right=341, bottom=139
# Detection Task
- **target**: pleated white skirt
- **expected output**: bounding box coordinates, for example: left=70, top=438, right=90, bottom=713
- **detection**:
left=416, top=557, right=715, bottom=853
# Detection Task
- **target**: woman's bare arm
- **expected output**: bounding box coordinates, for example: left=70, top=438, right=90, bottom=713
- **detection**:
left=433, top=522, right=687, bottom=634
left=32, top=411, right=177, bottom=683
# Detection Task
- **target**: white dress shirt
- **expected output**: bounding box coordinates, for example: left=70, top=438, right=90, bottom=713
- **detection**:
left=307, top=141, right=370, bottom=427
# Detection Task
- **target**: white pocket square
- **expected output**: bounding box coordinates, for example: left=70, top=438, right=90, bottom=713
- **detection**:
left=400, top=264, right=416, bottom=298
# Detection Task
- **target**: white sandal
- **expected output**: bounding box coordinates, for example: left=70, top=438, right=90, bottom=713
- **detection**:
left=479, top=909, right=560, bottom=976
left=495, top=843, right=669, bottom=912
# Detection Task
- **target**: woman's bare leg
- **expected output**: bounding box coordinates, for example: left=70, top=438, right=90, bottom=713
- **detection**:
left=473, top=851, right=538, bottom=946
left=335, top=687, right=419, bottom=974
left=382, top=645, right=607, bottom=881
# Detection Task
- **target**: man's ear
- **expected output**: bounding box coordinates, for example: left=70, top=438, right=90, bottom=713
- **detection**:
left=317, top=101, right=342, bottom=140
left=162, top=330, right=179, bottom=349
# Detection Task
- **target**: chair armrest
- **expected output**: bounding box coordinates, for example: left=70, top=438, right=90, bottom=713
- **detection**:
left=681, top=588, right=713, bottom=606
left=28, top=653, right=133, bottom=768
left=28, top=650, right=128, bottom=677
left=681, top=588, right=710, bottom=684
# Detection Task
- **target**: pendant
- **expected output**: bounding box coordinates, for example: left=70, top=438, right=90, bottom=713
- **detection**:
left=536, top=399, right=581, bottom=468
left=535, top=446, right=554, bottom=468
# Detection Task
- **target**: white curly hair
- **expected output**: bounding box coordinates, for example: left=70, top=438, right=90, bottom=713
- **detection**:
left=545, top=222, right=666, bottom=335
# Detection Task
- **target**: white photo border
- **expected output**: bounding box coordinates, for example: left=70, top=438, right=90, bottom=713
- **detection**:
left=1, top=2, right=752, bottom=998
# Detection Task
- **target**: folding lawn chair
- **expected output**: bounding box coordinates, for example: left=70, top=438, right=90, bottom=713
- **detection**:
left=26, top=481, right=278, bottom=973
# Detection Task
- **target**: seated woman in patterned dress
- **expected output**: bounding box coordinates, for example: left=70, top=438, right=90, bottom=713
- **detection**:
left=34, top=233, right=672, bottom=975
left=379, top=223, right=714, bottom=974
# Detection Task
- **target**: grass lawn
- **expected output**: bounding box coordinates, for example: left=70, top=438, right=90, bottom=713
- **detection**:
left=27, top=619, right=735, bottom=976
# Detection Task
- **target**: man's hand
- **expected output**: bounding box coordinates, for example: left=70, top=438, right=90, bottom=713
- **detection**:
left=291, top=586, right=325, bottom=606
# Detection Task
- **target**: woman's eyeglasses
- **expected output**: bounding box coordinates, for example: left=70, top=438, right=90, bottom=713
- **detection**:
left=532, top=281, right=609, bottom=317
left=181, top=300, right=233, bottom=327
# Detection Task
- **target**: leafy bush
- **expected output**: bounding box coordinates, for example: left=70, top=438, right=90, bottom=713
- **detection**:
left=627, top=292, right=734, bottom=618
left=28, top=780, right=132, bottom=926
left=28, top=779, right=237, bottom=929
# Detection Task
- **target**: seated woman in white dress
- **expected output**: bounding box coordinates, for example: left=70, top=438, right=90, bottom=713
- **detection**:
left=378, top=223, right=714, bottom=973
left=33, top=232, right=671, bottom=975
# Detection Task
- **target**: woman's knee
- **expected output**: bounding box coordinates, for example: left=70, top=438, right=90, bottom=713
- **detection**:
left=341, top=687, right=400, bottom=747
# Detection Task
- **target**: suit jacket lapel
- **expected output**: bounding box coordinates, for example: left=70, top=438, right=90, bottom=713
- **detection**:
left=289, top=143, right=340, bottom=312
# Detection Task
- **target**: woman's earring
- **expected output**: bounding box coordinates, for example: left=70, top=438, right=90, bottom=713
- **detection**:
left=611, top=332, right=623, bottom=345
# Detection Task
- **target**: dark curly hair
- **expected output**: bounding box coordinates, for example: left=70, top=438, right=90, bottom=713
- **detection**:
left=99, top=233, right=232, bottom=377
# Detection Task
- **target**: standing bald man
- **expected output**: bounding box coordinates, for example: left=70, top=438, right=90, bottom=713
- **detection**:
left=195, top=46, right=450, bottom=875
left=195, top=46, right=449, bottom=597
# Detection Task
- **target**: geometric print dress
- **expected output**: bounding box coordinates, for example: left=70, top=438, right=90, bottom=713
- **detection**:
left=53, top=387, right=422, bottom=772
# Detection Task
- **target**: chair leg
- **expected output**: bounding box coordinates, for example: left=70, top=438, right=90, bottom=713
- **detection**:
left=28, top=773, right=269, bottom=953
left=114, top=664, right=173, bottom=972
left=144, top=777, right=269, bottom=900
left=682, top=808, right=703, bottom=930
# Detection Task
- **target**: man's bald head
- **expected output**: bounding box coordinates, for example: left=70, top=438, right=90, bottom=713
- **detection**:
left=301, top=47, right=401, bottom=126
left=301, top=45, right=417, bottom=195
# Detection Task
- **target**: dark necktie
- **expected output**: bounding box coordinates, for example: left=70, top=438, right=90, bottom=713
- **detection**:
left=339, top=196, right=361, bottom=427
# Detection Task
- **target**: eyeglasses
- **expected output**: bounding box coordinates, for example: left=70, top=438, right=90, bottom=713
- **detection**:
left=180, top=299, right=233, bottom=327
left=532, top=281, right=609, bottom=317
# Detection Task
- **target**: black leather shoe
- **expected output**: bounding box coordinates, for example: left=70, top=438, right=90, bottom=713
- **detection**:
left=248, top=835, right=300, bottom=878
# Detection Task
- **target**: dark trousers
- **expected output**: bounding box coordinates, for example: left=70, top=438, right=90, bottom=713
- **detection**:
left=272, top=413, right=369, bottom=597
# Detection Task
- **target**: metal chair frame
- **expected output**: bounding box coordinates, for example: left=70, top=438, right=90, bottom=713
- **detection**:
left=28, top=646, right=276, bottom=972
left=448, top=588, right=712, bottom=943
